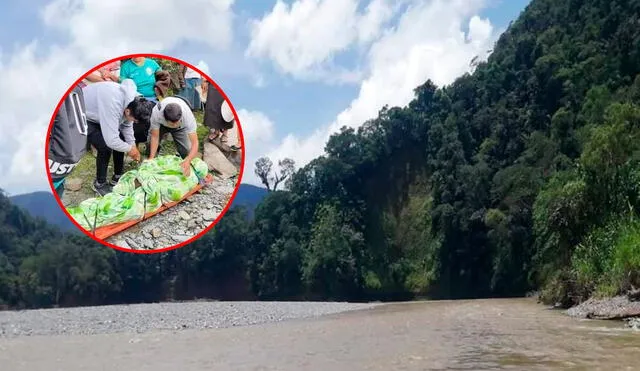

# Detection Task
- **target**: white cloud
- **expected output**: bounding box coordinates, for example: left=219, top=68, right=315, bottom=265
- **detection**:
left=42, top=0, right=235, bottom=60
left=235, top=109, right=276, bottom=186
left=246, top=0, right=399, bottom=82
left=265, top=0, right=497, bottom=172
left=0, top=43, right=86, bottom=194
left=0, top=0, right=237, bottom=195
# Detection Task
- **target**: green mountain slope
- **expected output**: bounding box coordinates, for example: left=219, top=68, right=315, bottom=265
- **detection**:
left=243, top=0, right=640, bottom=304
left=10, top=192, right=78, bottom=232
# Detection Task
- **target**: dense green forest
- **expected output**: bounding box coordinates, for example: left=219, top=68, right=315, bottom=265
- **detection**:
left=2, top=0, right=640, bottom=309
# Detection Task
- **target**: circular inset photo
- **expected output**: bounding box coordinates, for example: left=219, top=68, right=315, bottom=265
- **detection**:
left=46, top=54, right=244, bottom=253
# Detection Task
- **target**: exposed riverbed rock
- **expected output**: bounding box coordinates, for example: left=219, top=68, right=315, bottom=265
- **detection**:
left=566, top=296, right=640, bottom=320
left=203, top=142, right=238, bottom=179
left=625, top=317, right=640, bottom=331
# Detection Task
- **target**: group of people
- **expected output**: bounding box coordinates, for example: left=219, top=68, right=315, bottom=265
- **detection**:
left=48, top=57, right=240, bottom=199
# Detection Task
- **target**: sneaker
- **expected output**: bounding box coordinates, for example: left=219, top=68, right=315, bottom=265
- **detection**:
left=92, top=180, right=113, bottom=196
left=109, top=174, right=122, bottom=186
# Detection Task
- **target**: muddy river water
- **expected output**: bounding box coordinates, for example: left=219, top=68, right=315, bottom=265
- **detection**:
left=1, top=298, right=638, bottom=370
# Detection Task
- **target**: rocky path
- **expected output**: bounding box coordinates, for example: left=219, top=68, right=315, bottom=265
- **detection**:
left=106, top=175, right=237, bottom=250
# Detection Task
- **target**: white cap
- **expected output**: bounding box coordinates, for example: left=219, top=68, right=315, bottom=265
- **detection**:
left=221, top=100, right=234, bottom=122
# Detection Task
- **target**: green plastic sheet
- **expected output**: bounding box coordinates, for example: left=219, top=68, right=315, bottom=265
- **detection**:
left=67, top=155, right=209, bottom=231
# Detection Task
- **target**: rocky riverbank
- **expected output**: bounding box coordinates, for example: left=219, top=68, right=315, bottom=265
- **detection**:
left=566, top=295, right=640, bottom=330
left=0, top=301, right=379, bottom=339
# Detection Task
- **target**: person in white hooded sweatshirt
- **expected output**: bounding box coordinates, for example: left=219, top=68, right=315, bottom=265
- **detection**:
left=82, top=79, right=155, bottom=196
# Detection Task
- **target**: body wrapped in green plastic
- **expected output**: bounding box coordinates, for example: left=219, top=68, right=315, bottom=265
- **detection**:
left=67, top=155, right=209, bottom=231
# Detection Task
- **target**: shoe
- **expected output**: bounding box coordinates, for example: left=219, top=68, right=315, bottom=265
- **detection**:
left=208, top=129, right=220, bottom=142
left=92, top=180, right=113, bottom=197
left=109, top=174, right=122, bottom=186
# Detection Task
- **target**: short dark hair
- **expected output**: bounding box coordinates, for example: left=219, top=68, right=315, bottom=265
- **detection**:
left=163, top=103, right=182, bottom=122
left=126, top=97, right=154, bottom=124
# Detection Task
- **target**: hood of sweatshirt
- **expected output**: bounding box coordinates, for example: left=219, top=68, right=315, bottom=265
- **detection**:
left=120, top=78, right=140, bottom=107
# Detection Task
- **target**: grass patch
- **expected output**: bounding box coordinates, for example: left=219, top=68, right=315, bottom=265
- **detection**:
left=571, top=215, right=640, bottom=299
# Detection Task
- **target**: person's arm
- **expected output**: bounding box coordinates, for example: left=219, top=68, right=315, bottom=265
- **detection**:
left=179, top=110, right=200, bottom=175
left=148, top=128, right=160, bottom=160
left=85, top=71, right=105, bottom=83
left=184, top=132, right=198, bottom=162
left=152, top=59, right=161, bottom=73
left=179, top=65, right=187, bottom=89
left=121, top=120, right=135, bottom=146
left=179, top=132, right=199, bottom=176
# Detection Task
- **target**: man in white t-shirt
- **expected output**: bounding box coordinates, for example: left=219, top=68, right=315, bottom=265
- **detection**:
left=148, top=96, right=199, bottom=176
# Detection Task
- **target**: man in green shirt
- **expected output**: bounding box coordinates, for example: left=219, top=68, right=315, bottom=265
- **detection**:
left=119, top=57, right=161, bottom=102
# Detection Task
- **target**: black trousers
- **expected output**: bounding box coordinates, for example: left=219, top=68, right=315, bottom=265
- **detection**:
left=87, top=121, right=125, bottom=184
left=134, top=121, right=150, bottom=144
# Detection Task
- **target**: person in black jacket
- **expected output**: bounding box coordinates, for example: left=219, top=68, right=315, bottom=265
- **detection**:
left=203, top=81, right=241, bottom=151
left=48, top=86, right=88, bottom=199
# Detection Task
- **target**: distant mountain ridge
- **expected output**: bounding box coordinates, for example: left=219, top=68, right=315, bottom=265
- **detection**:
left=230, top=184, right=268, bottom=217
left=10, top=191, right=77, bottom=231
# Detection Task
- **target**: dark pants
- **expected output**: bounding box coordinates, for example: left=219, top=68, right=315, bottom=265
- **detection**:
left=134, top=121, right=150, bottom=144
left=177, top=78, right=202, bottom=111
left=152, top=125, right=192, bottom=158
left=88, top=121, right=125, bottom=184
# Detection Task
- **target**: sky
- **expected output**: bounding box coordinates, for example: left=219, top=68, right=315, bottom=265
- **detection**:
left=0, top=0, right=531, bottom=196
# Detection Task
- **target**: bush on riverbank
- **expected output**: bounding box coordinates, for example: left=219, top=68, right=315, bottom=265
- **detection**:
left=574, top=218, right=640, bottom=298
left=535, top=102, right=640, bottom=307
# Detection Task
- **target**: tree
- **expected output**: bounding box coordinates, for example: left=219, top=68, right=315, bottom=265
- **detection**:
left=254, top=157, right=296, bottom=191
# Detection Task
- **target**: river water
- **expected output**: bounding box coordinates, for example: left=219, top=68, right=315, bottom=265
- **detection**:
left=0, top=298, right=638, bottom=370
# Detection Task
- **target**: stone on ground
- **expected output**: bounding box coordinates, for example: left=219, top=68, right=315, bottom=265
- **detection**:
left=203, top=142, right=237, bottom=179
left=64, top=178, right=83, bottom=191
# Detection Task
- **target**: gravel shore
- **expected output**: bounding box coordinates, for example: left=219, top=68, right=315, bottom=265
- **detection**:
left=0, top=301, right=379, bottom=338
left=106, top=175, right=237, bottom=250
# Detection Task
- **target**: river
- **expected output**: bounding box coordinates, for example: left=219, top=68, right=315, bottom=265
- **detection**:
left=0, top=298, right=638, bottom=370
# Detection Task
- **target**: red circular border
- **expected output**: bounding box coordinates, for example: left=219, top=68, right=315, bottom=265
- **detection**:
left=45, top=53, right=246, bottom=254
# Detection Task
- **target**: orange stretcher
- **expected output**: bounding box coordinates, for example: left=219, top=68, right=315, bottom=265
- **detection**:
left=92, top=173, right=214, bottom=240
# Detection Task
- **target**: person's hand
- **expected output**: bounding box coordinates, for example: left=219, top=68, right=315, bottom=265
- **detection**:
left=128, top=146, right=141, bottom=162
left=180, top=160, right=191, bottom=177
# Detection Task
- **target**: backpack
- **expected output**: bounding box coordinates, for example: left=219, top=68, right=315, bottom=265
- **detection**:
left=48, top=86, right=88, bottom=187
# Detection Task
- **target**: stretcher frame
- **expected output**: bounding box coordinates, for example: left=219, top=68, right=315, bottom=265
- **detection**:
left=91, top=173, right=214, bottom=240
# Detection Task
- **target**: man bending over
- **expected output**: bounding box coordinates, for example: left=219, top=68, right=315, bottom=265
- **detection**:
left=148, top=97, right=199, bottom=176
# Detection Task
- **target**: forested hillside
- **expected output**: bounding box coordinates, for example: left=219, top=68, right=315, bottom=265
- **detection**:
left=2, top=0, right=639, bottom=310
left=0, top=189, right=253, bottom=309
left=10, top=192, right=77, bottom=231
left=242, top=0, right=640, bottom=305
